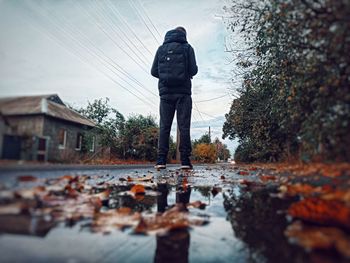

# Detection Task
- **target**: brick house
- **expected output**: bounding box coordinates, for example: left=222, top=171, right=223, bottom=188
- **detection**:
left=0, top=94, right=107, bottom=162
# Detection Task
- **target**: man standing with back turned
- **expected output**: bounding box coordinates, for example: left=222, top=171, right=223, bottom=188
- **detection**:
left=151, top=26, right=198, bottom=170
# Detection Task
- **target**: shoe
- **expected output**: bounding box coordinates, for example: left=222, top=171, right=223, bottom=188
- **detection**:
left=154, top=157, right=166, bottom=170
left=180, top=159, right=193, bottom=170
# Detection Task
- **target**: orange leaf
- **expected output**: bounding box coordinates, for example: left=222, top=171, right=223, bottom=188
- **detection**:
left=60, top=175, right=74, bottom=181
left=260, top=175, right=277, bottom=182
left=280, top=183, right=318, bottom=196
left=288, top=198, right=350, bottom=229
left=93, top=189, right=110, bottom=201
left=285, top=221, right=350, bottom=258
left=117, top=207, right=132, bottom=214
left=17, top=175, right=37, bottom=182
left=134, top=217, right=148, bottom=234
left=130, top=184, right=145, bottom=195
left=239, top=179, right=253, bottom=186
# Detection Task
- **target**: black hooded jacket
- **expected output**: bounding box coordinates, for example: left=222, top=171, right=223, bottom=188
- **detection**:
left=151, top=29, right=198, bottom=96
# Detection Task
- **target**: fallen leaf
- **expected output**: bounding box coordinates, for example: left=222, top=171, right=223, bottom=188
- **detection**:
left=45, top=185, right=66, bottom=193
left=92, top=208, right=141, bottom=233
left=288, top=198, right=350, bottom=229
left=135, top=174, right=154, bottom=182
left=64, top=185, right=79, bottom=198
left=59, top=175, right=74, bottom=182
left=17, top=175, right=37, bottom=182
left=279, top=183, right=321, bottom=197
left=15, top=187, right=44, bottom=200
left=134, top=217, right=148, bottom=234
left=130, top=185, right=146, bottom=195
left=238, top=179, right=254, bottom=187
left=285, top=221, right=350, bottom=258
left=92, top=189, right=110, bottom=201
left=260, top=175, right=277, bottom=182
left=133, top=204, right=206, bottom=235
left=322, top=190, right=350, bottom=204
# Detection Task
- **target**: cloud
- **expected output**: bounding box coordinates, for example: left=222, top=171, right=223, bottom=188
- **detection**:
left=0, top=0, right=239, bottom=151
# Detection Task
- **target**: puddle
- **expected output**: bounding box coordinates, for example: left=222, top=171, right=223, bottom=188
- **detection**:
left=0, top=165, right=347, bottom=263
left=0, top=166, right=245, bottom=263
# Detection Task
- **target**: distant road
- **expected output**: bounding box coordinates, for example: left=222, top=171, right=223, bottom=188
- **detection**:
left=0, top=163, right=157, bottom=172
left=0, top=163, right=167, bottom=184
left=0, top=163, right=213, bottom=184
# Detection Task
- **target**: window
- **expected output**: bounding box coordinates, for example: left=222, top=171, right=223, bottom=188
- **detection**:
left=90, top=136, right=95, bottom=152
left=58, top=129, right=67, bottom=149
left=75, top=133, right=83, bottom=151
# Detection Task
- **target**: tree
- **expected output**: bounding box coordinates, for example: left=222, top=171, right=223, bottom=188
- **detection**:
left=73, top=98, right=159, bottom=161
left=116, top=114, right=159, bottom=161
left=192, top=134, right=230, bottom=163
left=192, top=133, right=211, bottom=148
left=213, top=137, right=231, bottom=161
left=223, top=0, right=350, bottom=162
left=193, top=143, right=217, bottom=163
left=72, top=98, right=125, bottom=152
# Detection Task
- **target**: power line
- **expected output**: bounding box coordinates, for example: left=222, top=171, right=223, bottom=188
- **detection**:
left=41, top=2, right=158, bottom=105
left=24, top=2, right=227, bottom=120
left=91, top=0, right=151, bottom=66
left=86, top=0, right=149, bottom=68
left=98, top=0, right=153, bottom=63
left=106, top=0, right=154, bottom=57
left=135, top=0, right=162, bottom=39
left=192, top=108, right=219, bottom=119
left=75, top=1, right=150, bottom=74
left=194, top=101, right=204, bottom=122
left=194, top=94, right=230, bottom=103
left=128, top=0, right=161, bottom=46
left=47, top=3, right=157, bottom=99
left=24, top=2, right=157, bottom=109
left=191, top=110, right=199, bottom=122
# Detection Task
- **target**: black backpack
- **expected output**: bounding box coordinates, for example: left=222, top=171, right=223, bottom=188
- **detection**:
left=158, top=42, right=189, bottom=85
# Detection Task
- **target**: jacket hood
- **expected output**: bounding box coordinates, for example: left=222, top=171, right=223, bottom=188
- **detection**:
left=163, top=29, right=187, bottom=44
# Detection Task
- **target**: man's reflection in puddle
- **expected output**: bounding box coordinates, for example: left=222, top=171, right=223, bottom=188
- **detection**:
left=154, top=173, right=191, bottom=263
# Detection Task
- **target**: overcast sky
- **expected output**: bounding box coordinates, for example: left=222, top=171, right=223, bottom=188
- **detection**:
left=0, top=0, right=239, bottom=152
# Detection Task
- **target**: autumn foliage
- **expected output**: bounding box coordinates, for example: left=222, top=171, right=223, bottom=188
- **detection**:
left=223, top=0, right=350, bottom=162
left=193, top=143, right=217, bottom=163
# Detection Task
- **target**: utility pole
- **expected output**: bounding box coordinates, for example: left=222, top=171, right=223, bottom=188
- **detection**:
left=209, top=126, right=211, bottom=142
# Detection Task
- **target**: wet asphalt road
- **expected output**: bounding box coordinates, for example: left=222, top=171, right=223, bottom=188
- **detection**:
left=0, top=164, right=330, bottom=263
left=0, top=164, right=251, bottom=263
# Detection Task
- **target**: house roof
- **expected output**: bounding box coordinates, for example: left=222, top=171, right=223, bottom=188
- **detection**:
left=0, top=94, right=96, bottom=127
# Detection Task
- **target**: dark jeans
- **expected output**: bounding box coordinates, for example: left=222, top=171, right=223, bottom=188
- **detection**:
left=158, top=94, right=192, bottom=161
